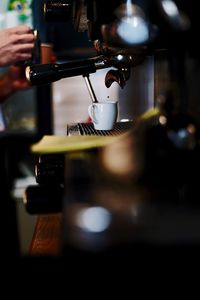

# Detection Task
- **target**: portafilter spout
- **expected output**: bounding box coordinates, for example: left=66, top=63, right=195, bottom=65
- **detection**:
left=83, top=75, right=98, bottom=103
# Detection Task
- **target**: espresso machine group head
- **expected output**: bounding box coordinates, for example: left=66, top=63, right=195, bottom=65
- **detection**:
left=26, top=0, right=199, bottom=89
left=25, top=0, right=154, bottom=87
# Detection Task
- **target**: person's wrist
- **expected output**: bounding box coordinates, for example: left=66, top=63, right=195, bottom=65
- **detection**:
left=0, top=73, right=14, bottom=100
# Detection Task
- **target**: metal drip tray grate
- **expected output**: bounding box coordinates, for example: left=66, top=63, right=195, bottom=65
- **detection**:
left=67, top=121, right=133, bottom=136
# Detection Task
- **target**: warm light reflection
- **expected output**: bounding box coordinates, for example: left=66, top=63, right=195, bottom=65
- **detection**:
left=187, top=124, right=196, bottom=134
left=159, top=115, right=167, bottom=125
left=76, top=206, right=111, bottom=233
left=101, top=136, right=139, bottom=177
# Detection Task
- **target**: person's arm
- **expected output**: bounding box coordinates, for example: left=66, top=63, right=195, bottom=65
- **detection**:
left=0, top=25, right=35, bottom=67
left=0, top=65, right=31, bottom=102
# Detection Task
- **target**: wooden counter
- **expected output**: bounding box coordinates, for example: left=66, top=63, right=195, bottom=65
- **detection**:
left=29, top=213, right=62, bottom=256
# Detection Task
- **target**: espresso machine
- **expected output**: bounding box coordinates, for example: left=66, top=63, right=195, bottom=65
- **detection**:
left=24, top=0, right=200, bottom=255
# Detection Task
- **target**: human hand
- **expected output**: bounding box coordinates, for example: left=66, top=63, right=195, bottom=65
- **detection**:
left=0, top=25, right=35, bottom=67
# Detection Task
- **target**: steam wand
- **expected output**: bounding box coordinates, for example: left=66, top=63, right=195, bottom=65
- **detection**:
left=83, top=75, right=98, bottom=103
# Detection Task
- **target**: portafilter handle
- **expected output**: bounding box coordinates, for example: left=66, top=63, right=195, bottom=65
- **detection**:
left=25, top=57, right=107, bottom=85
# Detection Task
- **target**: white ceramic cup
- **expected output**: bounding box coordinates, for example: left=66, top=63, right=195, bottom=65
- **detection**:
left=88, top=101, right=118, bottom=130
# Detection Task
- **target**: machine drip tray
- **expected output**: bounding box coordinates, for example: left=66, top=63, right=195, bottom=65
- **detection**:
left=66, top=121, right=133, bottom=136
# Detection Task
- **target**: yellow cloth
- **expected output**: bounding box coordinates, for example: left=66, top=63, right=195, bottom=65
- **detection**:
left=31, top=134, right=123, bottom=154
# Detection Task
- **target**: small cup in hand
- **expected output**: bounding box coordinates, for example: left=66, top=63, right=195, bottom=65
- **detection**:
left=41, top=43, right=55, bottom=64
left=88, top=101, right=118, bottom=130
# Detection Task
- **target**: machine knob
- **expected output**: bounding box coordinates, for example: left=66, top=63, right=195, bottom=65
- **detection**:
left=44, top=0, right=72, bottom=22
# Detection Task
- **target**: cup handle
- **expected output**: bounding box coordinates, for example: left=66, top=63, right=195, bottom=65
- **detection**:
left=88, top=104, right=98, bottom=124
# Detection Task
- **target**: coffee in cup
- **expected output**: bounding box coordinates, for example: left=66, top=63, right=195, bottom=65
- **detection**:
left=40, top=43, right=55, bottom=64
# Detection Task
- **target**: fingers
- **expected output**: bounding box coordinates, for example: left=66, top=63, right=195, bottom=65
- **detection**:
left=12, top=34, right=35, bottom=46
left=14, top=33, right=35, bottom=44
left=9, top=25, right=33, bottom=35
left=10, top=28, right=36, bottom=60
left=15, top=42, right=35, bottom=54
left=15, top=53, right=33, bottom=61
left=0, top=25, right=36, bottom=66
left=7, top=26, right=35, bottom=46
